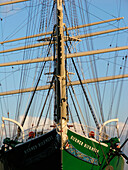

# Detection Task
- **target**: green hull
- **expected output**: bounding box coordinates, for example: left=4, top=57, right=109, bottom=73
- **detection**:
left=63, top=129, right=124, bottom=170
left=63, top=150, right=124, bottom=170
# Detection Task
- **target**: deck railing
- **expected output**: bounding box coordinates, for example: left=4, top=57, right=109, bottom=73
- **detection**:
left=1, top=122, right=119, bottom=145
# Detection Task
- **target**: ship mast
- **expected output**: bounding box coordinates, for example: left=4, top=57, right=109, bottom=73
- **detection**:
left=56, top=1, right=67, bottom=168
left=56, top=0, right=67, bottom=124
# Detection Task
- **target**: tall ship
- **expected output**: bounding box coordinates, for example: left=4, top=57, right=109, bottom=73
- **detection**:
left=0, top=0, right=128, bottom=169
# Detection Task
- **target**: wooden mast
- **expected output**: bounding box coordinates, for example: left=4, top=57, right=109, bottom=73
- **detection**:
left=0, top=0, right=29, bottom=6
left=56, top=1, right=67, bottom=168
left=56, top=0, right=67, bottom=123
left=0, top=17, right=124, bottom=44
left=0, top=45, right=128, bottom=67
left=0, top=74, right=128, bottom=96
left=1, top=26, right=128, bottom=54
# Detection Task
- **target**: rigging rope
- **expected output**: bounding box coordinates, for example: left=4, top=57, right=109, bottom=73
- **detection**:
left=67, top=73, right=87, bottom=126
left=115, top=56, right=127, bottom=118
left=0, top=18, right=9, bottom=114
left=20, top=19, right=57, bottom=127
left=64, top=16, right=100, bottom=129
left=68, top=87, right=86, bottom=135
left=120, top=117, right=128, bottom=138
left=21, top=62, right=46, bottom=127
left=65, top=35, right=100, bottom=130
left=84, top=0, right=105, bottom=124
left=36, top=75, right=54, bottom=129
left=41, top=91, right=53, bottom=133
left=15, top=0, right=39, bottom=125
left=71, top=56, right=100, bottom=130
left=68, top=106, right=77, bottom=132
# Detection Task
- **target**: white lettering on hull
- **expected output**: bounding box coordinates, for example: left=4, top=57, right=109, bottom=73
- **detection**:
left=24, top=136, right=53, bottom=154
left=70, top=135, right=99, bottom=153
